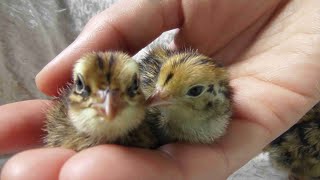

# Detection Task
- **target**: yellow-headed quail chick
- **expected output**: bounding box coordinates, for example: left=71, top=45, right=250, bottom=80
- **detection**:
left=44, top=52, right=158, bottom=151
left=139, top=47, right=232, bottom=145
left=265, top=102, right=320, bottom=180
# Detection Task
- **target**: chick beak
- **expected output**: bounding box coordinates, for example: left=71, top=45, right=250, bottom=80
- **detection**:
left=146, top=89, right=171, bottom=107
left=105, top=90, right=122, bottom=120
left=96, top=89, right=123, bottom=121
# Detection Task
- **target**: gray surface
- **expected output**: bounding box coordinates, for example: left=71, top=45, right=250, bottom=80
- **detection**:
left=229, top=153, right=287, bottom=180
left=0, top=157, right=6, bottom=167
left=0, top=154, right=11, bottom=173
left=0, top=0, right=76, bottom=104
left=0, top=0, right=288, bottom=179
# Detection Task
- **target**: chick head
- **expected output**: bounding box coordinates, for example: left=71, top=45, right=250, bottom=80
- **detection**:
left=147, top=51, right=232, bottom=143
left=68, top=52, right=145, bottom=141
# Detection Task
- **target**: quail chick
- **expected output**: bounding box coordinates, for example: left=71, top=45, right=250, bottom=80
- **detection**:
left=139, top=47, right=232, bottom=145
left=265, top=102, right=320, bottom=180
left=44, top=52, right=158, bottom=151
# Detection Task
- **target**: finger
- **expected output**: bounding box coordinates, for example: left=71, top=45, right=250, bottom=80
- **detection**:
left=173, top=0, right=284, bottom=56
left=209, top=4, right=280, bottom=65
left=159, top=119, right=272, bottom=179
left=227, top=0, right=320, bottom=122
left=234, top=0, right=320, bottom=61
left=1, top=148, right=75, bottom=180
left=60, top=145, right=182, bottom=180
left=0, top=100, right=50, bottom=154
left=58, top=120, right=276, bottom=180
left=161, top=73, right=319, bottom=178
left=36, top=0, right=183, bottom=96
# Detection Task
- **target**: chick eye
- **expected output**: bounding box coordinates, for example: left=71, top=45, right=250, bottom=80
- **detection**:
left=187, top=85, right=205, bottom=97
left=127, top=74, right=139, bottom=98
left=75, top=74, right=90, bottom=98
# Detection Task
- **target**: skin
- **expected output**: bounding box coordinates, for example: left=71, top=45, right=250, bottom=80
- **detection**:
left=1, top=0, right=320, bottom=179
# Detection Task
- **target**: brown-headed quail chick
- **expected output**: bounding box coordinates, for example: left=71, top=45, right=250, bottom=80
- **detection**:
left=44, top=52, right=158, bottom=151
left=139, top=47, right=232, bottom=145
left=265, top=102, right=320, bottom=180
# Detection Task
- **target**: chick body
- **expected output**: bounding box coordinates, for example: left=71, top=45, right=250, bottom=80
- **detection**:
left=139, top=47, right=232, bottom=145
left=265, top=102, right=320, bottom=180
left=44, top=52, right=157, bottom=151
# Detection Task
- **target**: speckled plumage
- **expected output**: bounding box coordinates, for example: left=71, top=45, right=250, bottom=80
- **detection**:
left=265, top=102, right=320, bottom=180
left=139, top=47, right=233, bottom=145
left=44, top=52, right=158, bottom=151
left=44, top=90, right=158, bottom=151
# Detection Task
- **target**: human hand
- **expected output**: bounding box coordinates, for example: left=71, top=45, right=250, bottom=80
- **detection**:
left=2, top=0, right=320, bottom=179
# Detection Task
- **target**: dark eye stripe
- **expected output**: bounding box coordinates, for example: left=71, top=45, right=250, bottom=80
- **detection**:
left=96, top=53, right=104, bottom=70
left=109, top=54, right=115, bottom=70
left=106, top=54, right=115, bottom=83
left=163, top=72, right=173, bottom=86
left=127, top=74, right=139, bottom=98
